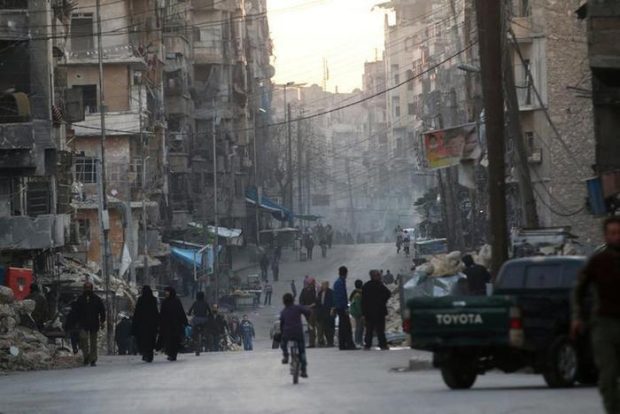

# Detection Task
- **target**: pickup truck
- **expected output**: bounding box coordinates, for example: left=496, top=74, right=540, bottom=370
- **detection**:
left=406, top=256, right=596, bottom=389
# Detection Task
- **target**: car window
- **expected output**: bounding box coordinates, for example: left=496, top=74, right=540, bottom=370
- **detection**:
left=524, top=264, right=563, bottom=289
left=496, top=263, right=525, bottom=289
left=562, top=261, right=585, bottom=288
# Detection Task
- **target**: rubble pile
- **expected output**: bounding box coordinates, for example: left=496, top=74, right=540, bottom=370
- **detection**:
left=386, top=286, right=402, bottom=333
left=0, top=286, right=63, bottom=372
left=429, top=251, right=464, bottom=277
left=57, top=256, right=138, bottom=306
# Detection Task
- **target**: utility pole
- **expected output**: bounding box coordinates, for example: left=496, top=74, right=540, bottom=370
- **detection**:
left=95, top=0, right=113, bottom=354
left=253, top=106, right=261, bottom=247
left=503, top=36, right=539, bottom=228
left=345, top=157, right=356, bottom=243
left=212, top=104, right=219, bottom=303
left=475, top=0, right=509, bottom=275
left=287, top=103, right=293, bottom=226
left=139, top=79, right=147, bottom=287
left=296, top=110, right=303, bottom=221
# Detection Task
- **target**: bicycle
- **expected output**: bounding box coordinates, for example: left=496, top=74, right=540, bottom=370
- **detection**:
left=289, top=341, right=301, bottom=384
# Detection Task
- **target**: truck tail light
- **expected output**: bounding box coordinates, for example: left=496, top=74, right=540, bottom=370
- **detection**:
left=509, top=306, right=524, bottom=347
left=403, top=318, right=411, bottom=333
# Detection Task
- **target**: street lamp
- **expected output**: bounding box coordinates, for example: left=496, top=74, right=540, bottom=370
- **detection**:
left=457, top=63, right=481, bottom=73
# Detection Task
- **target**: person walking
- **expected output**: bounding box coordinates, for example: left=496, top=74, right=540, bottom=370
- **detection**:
left=334, top=266, right=358, bottom=350
left=26, top=284, right=49, bottom=331
left=305, top=234, right=315, bottom=260
left=188, top=291, right=211, bottom=356
left=362, top=270, right=392, bottom=350
left=132, top=285, right=159, bottom=363
left=263, top=281, right=273, bottom=306
left=291, top=280, right=297, bottom=303
left=260, top=253, right=270, bottom=282
left=349, top=279, right=364, bottom=347
left=315, top=281, right=335, bottom=347
left=299, top=278, right=317, bottom=348
left=74, top=282, right=106, bottom=366
left=115, top=313, right=133, bottom=355
left=158, top=287, right=188, bottom=361
left=239, top=314, right=255, bottom=351
left=271, top=256, right=280, bottom=282
left=210, top=304, right=228, bottom=351
left=462, top=255, right=492, bottom=295
left=572, top=217, right=620, bottom=414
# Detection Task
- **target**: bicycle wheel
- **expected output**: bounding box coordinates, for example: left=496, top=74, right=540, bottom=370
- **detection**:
left=290, top=344, right=300, bottom=384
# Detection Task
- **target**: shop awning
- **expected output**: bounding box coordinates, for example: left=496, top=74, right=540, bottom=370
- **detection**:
left=245, top=187, right=293, bottom=222
left=295, top=214, right=323, bottom=221
left=170, top=245, right=217, bottom=272
left=187, top=223, right=243, bottom=245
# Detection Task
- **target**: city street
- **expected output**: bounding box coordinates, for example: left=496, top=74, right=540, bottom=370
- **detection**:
left=0, top=244, right=601, bottom=414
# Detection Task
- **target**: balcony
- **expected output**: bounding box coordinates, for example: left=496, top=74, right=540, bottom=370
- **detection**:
left=63, top=45, right=147, bottom=69
left=0, top=122, right=34, bottom=149
left=193, top=40, right=225, bottom=65
left=0, top=214, right=70, bottom=250
left=0, top=9, right=27, bottom=40
left=168, top=152, right=190, bottom=173
left=164, top=33, right=191, bottom=57
left=192, top=0, right=236, bottom=11
left=165, top=95, right=193, bottom=116
left=73, top=111, right=141, bottom=136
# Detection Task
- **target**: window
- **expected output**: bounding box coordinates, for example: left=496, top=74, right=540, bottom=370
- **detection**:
left=406, top=70, right=414, bottom=90
left=71, top=14, right=94, bottom=52
left=496, top=262, right=526, bottom=289
left=516, top=0, right=530, bottom=17
left=392, top=96, right=400, bottom=118
left=74, top=156, right=97, bottom=183
left=77, top=219, right=90, bottom=242
left=391, top=64, right=399, bottom=86
left=524, top=131, right=535, bottom=155
left=525, top=264, right=563, bottom=289
left=74, top=85, right=97, bottom=113
left=408, top=103, right=415, bottom=116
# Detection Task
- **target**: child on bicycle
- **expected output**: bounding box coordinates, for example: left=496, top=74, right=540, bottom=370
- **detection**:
left=279, top=293, right=311, bottom=378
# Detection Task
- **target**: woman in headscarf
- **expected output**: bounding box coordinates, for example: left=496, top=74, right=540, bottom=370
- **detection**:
left=132, top=285, right=159, bottom=362
left=158, top=286, right=188, bottom=361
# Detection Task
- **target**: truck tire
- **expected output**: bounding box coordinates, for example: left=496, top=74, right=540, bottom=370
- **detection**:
left=543, top=337, right=577, bottom=388
left=440, top=355, right=478, bottom=390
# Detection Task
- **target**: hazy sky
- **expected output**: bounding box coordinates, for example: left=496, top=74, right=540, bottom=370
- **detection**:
left=268, top=0, right=386, bottom=93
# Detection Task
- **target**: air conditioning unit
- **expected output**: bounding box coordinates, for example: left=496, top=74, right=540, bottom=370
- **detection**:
left=171, top=132, right=184, bottom=142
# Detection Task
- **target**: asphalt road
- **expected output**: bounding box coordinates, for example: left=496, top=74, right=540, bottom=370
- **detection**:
left=0, top=348, right=600, bottom=414
left=0, top=243, right=602, bottom=413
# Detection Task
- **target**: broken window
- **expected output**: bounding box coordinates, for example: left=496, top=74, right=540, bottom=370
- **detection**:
left=26, top=178, right=51, bottom=216
left=73, top=85, right=97, bottom=113
left=408, top=103, right=415, bottom=116
left=71, top=14, right=94, bottom=52
left=74, top=156, right=97, bottom=183
left=77, top=218, right=90, bottom=242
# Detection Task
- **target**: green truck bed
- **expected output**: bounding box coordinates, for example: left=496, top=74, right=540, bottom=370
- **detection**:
left=408, top=295, right=514, bottom=350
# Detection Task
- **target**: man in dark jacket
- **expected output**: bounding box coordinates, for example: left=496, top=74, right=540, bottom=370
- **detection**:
left=315, top=281, right=335, bottom=347
left=362, top=270, right=392, bottom=350
left=334, top=266, right=357, bottom=350
left=75, top=282, right=106, bottom=366
left=572, top=217, right=620, bottom=414
left=299, top=278, right=317, bottom=347
left=209, top=304, right=228, bottom=351
left=462, top=254, right=492, bottom=295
